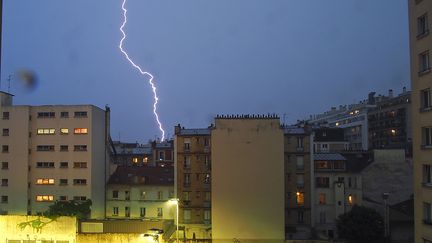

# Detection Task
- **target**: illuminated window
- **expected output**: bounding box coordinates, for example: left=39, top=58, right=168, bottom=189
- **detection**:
left=391, top=129, right=396, bottom=136
left=315, top=161, right=330, bottom=170
left=143, top=157, right=148, bottom=163
left=60, top=128, right=69, bottom=134
left=132, top=157, right=138, bottom=163
left=37, top=128, right=55, bottom=135
left=36, top=178, right=54, bottom=185
left=335, top=122, right=339, bottom=126
left=36, top=195, right=54, bottom=202
left=348, top=194, right=353, bottom=205
left=319, top=193, right=326, bottom=205
left=74, top=128, right=88, bottom=134
left=296, top=191, right=304, bottom=205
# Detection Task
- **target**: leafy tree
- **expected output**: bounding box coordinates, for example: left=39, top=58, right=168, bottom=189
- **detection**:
left=336, top=205, right=384, bottom=241
left=44, top=199, right=92, bottom=219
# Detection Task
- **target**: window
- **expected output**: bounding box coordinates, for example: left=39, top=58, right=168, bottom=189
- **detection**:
left=2, top=129, right=9, bottom=136
left=2, top=145, right=8, bottom=153
left=423, top=127, right=432, bottom=147
left=204, top=210, right=211, bottom=220
left=37, top=128, right=55, bottom=135
left=184, top=139, right=190, bottom=150
left=296, top=191, right=304, bottom=206
left=60, top=111, right=69, bottom=118
left=132, top=157, right=138, bottom=163
left=183, top=191, right=190, bottom=201
left=419, top=51, right=430, bottom=73
left=422, top=89, right=432, bottom=110
left=112, top=207, right=118, bottom=216
left=204, top=138, right=209, bottom=146
left=59, top=179, right=68, bottom=185
left=140, top=207, right=146, bottom=217
left=140, top=191, right=146, bottom=199
left=205, top=192, right=211, bottom=201
left=348, top=194, right=354, bottom=205
left=73, top=196, right=87, bottom=201
left=60, top=128, right=69, bottom=134
left=1, top=195, right=8, bottom=203
left=158, top=151, right=165, bottom=160
left=37, top=112, right=55, bottom=118
left=36, top=195, right=54, bottom=202
left=157, top=208, right=163, bottom=217
left=2, top=112, right=9, bottom=120
left=74, top=145, right=87, bottom=151
left=74, top=128, right=88, bottom=134
left=319, top=193, right=326, bottom=205
left=184, top=156, right=191, bottom=169
left=204, top=174, right=211, bottom=184
left=59, top=196, right=68, bottom=201
left=124, top=207, right=130, bottom=217
left=1, top=162, right=8, bottom=170
left=315, top=161, right=330, bottom=170
left=73, top=162, right=87, bottom=168
left=125, top=191, right=130, bottom=200
left=424, top=165, right=432, bottom=186
left=60, top=162, right=68, bottom=168
left=73, top=179, right=87, bottom=185
left=204, top=156, right=210, bottom=169
left=297, top=211, right=304, bottom=223
left=36, top=145, right=54, bottom=151
left=334, top=161, right=345, bottom=170
left=143, top=157, right=148, bottom=163
left=296, top=156, right=304, bottom=170
left=36, top=162, right=55, bottom=168
left=60, top=145, right=68, bottom=151
left=319, top=212, right=326, bottom=224
left=297, top=137, right=304, bottom=149
left=320, top=143, right=329, bottom=152
left=296, top=174, right=304, bottom=188
left=316, top=177, right=330, bottom=188
left=424, top=202, right=432, bottom=224
left=169, top=191, right=174, bottom=198
left=184, top=209, right=191, bottom=220
left=418, top=13, right=429, bottom=37
left=74, top=111, right=87, bottom=118
left=36, top=178, right=54, bottom=185
left=1, top=179, right=8, bottom=186
left=158, top=191, right=163, bottom=200
left=112, top=190, right=119, bottom=198
left=184, top=174, right=191, bottom=186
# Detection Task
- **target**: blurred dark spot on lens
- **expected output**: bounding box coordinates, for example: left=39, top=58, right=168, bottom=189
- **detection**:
left=16, top=69, right=38, bottom=92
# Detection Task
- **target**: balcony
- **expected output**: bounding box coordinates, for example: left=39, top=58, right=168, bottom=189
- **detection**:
left=203, top=201, right=211, bottom=208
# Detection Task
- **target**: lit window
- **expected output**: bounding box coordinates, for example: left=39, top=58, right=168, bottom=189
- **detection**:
left=37, top=128, right=55, bottom=135
left=60, top=128, right=69, bottom=134
left=143, top=157, right=148, bottom=163
left=74, top=128, right=88, bottom=134
left=348, top=194, right=353, bottom=205
left=391, top=129, right=396, bottom=136
left=296, top=191, right=304, bottom=205
left=36, top=195, right=54, bottom=202
left=335, top=122, right=339, bottom=126
left=132, top=157, right=138, bottom=163
left=36, top=178, right=55, bottom=185
left=319, top=193, right=326, bottom=205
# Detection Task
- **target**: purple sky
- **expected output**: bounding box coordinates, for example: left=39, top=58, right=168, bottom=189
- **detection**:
left=2, top=0, right=410, bottom=142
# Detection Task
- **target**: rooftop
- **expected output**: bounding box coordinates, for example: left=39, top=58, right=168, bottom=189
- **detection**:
left=314, top=153, right=347, bottom=161
left=177, top=128, right=211, bottom=136
left=107, top=166, right=174, bottom=186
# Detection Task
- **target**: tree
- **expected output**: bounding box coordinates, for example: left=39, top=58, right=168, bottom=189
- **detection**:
left=44, top=199, right=92, bottom=219
left=336, top=205, right=384, bottom=241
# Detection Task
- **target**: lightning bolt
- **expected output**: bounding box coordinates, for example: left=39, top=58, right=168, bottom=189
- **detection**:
left=119, top=0, right=165, bottom=141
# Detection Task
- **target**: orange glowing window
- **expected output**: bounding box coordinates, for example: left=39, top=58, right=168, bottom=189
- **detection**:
left=36, top=195, right=54, bottom=201
left=296, top=191, right=304, bottom=205
left=36, top=178, right=55, bottom=185
left=74, top=128, right=88, bottom=134
left=143, top=157, right=148, bottom=163
left=132, top=157, right=138, bottom=163
left=348, top=194, right=353, bottom=205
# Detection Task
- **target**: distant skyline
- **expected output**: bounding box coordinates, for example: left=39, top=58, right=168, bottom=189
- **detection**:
left=2, top=0, right=409, bottom=142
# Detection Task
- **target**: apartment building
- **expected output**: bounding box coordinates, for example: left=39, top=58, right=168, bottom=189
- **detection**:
left=0, top=91, right=109, bottom=218
left=409, top=0, right=432, bottom=241
left=368, top=88, right=412, bottom=154
left=313, top=128, right=349, bottom=153
left=106, top=166, right=175, bottom=219
left=152, top=140, right=174, bottom=167
left=174, top=124, right=212, bottom=240
left=211, top=115, right=285, bottom=242
left=112, top=141, right=152, bottom=166
left=284, top=125, right=313, bottom=240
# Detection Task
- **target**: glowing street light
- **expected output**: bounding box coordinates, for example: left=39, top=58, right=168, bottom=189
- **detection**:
left=169, top=198, right=179, bottom=242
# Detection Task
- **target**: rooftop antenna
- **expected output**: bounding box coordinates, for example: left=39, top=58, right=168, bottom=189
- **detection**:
left=7, top=74, right=11, bottom=93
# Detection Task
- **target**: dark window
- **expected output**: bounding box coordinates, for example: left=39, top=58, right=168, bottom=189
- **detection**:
left=36, top=162, right=55, bottom=168
left=36, top=145, right=54, bottom=151
left=2, top=145, right=8, bottom=153
left=37, top=112, right=55, bottom=118
left=1, top=179, right=8, bottom=186
left=74, top=111, right=87, bottom=118
left=2, top=112, right=9, bottom=120
left=59, top=179, right=68, bottom=185
left=419, top=51, right=430, bottom=74
left=423, top=127, right=432, bottom=146
left=297, top=211, right=304, bottom=223
left=2, top=129, right=9, bottom=136
left=112, top=190, right=119, bottom=198
left=74, top=145, right=87, bottom=151
left=59, top=196, right=67, bottom=201
left=73, top=179, right=87, bottom=185
left=418, top=13, right=429, bottom=37
left=316, top=177, right=330, bottom=188
left=1, top=195, right=8, bottom=203
left=60, top=145, right=68, bottom=151
left=60, top=162, right=68, bottom=168
left=73, top=196, right=86, bottom=201
left=60, top=112, right=69, bottom=118
left=1, top=162, right=8, bottom=170
left=73, top=162, right=87, bottom=168
left=422, top=89, right=432, bottom=110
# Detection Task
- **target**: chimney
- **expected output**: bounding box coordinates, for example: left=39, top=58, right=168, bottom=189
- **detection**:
left=403, top=86, right=407, bottom=93
left=368, top=92, right=376, bottom=105
left=174, top=124, right=181, bottom=135
left=388, top=89, right=393, bottom=98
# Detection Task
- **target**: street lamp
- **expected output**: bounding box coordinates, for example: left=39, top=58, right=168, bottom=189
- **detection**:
left=382, top=192, right=390, bottom=240
left=169, top=198, right=179, bottom=243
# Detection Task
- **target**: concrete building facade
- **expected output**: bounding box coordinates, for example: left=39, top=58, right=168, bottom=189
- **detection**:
left=409, top=0, right=432, bottom=241
left=0, top=91, right=109, bottom=218
left=211, top=115, right=285, bottom=242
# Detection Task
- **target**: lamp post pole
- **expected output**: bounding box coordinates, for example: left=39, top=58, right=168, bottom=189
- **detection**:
left=170, top=198, right=179, bottom=243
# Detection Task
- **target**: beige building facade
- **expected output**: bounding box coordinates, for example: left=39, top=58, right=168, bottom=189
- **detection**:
left=409, top=0, right=432, bottom=241
left=211, top=115, right=285, bottom=242
left=0, top=91, right=109, bottom=218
